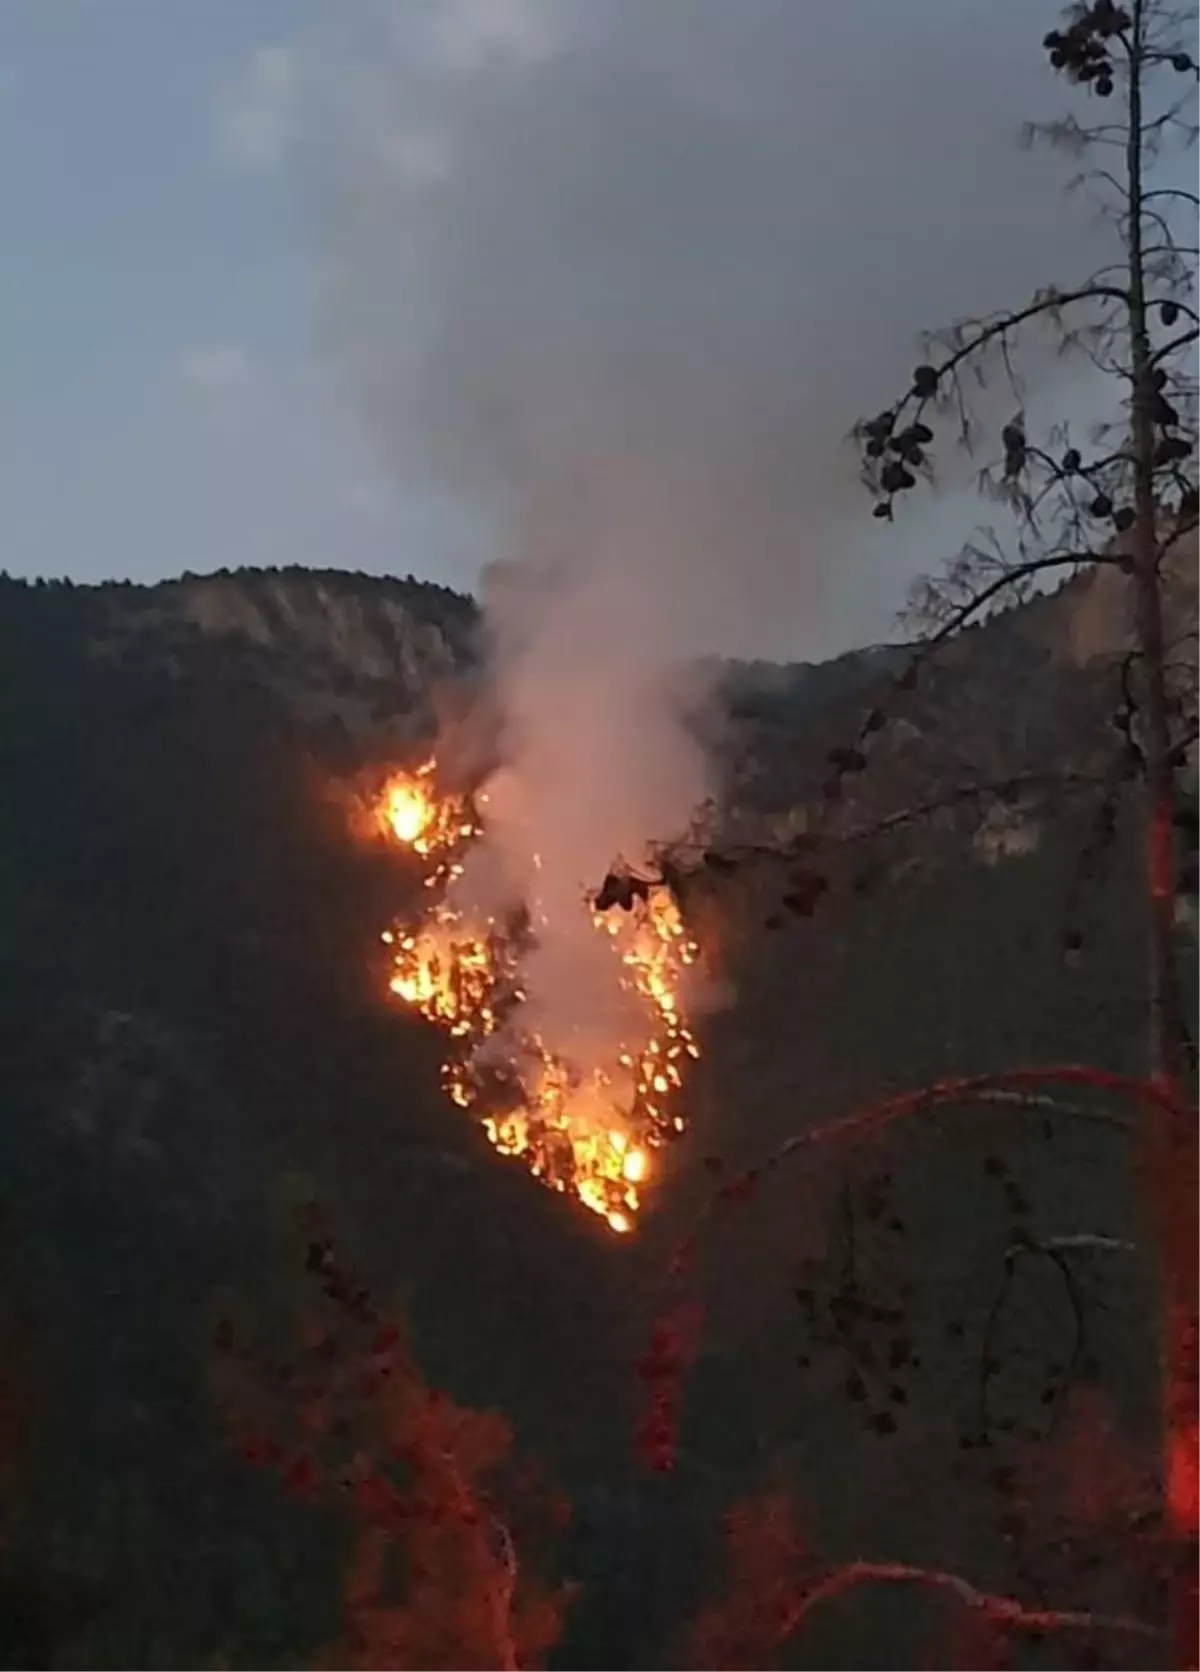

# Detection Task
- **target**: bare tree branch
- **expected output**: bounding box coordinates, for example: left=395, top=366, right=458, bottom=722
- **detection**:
left=907, top=286, right=1131, bottom=406
left=1144, top=186, right=1200, bottom=207
left=774, top=1559, right=1161, bottom=1649
left=979, top=1230, right=1136, bottom=1439
left=909, top=553, right=1120, bottom=650
left=667, top=1067, right=1157, bottom=1280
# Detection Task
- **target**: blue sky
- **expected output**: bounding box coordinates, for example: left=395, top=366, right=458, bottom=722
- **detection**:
left=0, top=1, right=1183, bottom=659
left=0, top=0, right=467, bottom=590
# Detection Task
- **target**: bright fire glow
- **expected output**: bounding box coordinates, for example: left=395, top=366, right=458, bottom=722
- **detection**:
left=372, top=764, right=700, bottom=1232
left=375, top=760, right=480, bottom=860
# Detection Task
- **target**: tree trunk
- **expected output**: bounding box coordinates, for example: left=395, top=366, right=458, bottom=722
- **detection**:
left=1126, top=7, right=1198, bottom=1661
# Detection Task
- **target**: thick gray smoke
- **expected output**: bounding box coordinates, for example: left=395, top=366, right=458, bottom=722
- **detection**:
left=300, top=0, right=1111, bottom=1060
left=306, top=0, right=1110, bottom=644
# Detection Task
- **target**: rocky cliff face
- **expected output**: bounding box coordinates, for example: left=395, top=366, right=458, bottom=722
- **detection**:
left=85, top=566, right=480, bottom=748
left=14, top=546, right=1194, bottom=813
left=35, top=564, right=907, bottom=797
left=23, top=549, right=1191, bottom=856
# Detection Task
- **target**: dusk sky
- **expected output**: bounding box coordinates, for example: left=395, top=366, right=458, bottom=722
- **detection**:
left=1, top=0, right=1174, bottom=657
left=1, top=0, right=461, bottom=597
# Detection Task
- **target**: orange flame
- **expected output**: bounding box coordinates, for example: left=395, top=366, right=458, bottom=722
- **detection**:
left=373, top=764, right=699, bottom=1232
left=375, top=761, right=480, bottom=861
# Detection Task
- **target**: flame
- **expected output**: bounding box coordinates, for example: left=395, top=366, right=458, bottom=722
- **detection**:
left=372, top=764, right=699, bottom=1232
left=375, top=762, right=480, bottom=860
left=386, top=905, right=500, bottom=1039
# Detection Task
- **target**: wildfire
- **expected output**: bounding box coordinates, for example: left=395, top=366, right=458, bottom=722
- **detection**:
left=383, top=907, right=500, bottom=1039
left=372, top=764, right=700, bottom=1232
left=375, top=760, right=479, bottom=861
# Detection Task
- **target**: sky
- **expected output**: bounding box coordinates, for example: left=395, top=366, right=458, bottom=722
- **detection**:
left=0, top=0, right=1177, bottom=659
left=0, top=0, right=464, bottom=595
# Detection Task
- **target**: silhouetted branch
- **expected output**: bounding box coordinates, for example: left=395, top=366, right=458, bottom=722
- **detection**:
left=633, top=1073, right=1157, bottom=1473
left=907, top=553, right=1120, bottom=650
left=666, top=1068, right=1158, bottom=1285
left=1144, top=187, right=1200, bottom=207
left=1156, top=319, right=1200, bottom=362
left=1168, top=720, right=1200, bottom=767
left=927, top=287, right=1132, bottom=384
left=658, top=772, right=1106, bottom=879
left=847, top=772, right=1103, bottom=846
left=979, top=1230, right=1136, bottom=1439
left=774, top=1559, right=1161, bottom=1649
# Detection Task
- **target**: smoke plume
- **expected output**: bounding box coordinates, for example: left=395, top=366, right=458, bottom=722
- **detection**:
left=301, top=0, right=1112, bottom=1060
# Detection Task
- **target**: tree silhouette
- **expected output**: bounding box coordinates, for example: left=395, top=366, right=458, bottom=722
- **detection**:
left=630, top=3, right=1197, bottom=1664
left=211, top=1199, right=572, bottom=1670
left=855, top=5, right=1197, bottom=1657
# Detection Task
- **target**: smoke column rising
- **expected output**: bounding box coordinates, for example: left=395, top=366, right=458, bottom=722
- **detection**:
left=300, top=0, right=1113, bottom=1057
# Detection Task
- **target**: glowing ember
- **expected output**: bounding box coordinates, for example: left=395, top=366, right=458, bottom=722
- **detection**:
left=372, top=763, right=700, bottom=1232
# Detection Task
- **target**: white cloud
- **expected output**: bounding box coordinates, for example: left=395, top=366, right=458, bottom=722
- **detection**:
left=379, top=128, right=452, bottom=189
left=179, top=344, right=254, bottom=396
left=338, top=476, right=391, bottom=519
left=217, top=43, right=298, bottom=172
left=428, top=0, right=556, bottom=75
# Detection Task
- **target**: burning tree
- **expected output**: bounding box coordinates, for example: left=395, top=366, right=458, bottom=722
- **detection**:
left=633, top=2, right=1197, bottom=1665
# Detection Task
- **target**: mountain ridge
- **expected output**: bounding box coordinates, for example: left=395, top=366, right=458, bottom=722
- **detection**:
left=0, top=552, right=1192, bottom=1666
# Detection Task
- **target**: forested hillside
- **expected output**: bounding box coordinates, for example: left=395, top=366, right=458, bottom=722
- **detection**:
left=0, top=562, right=1191, bottom=1666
